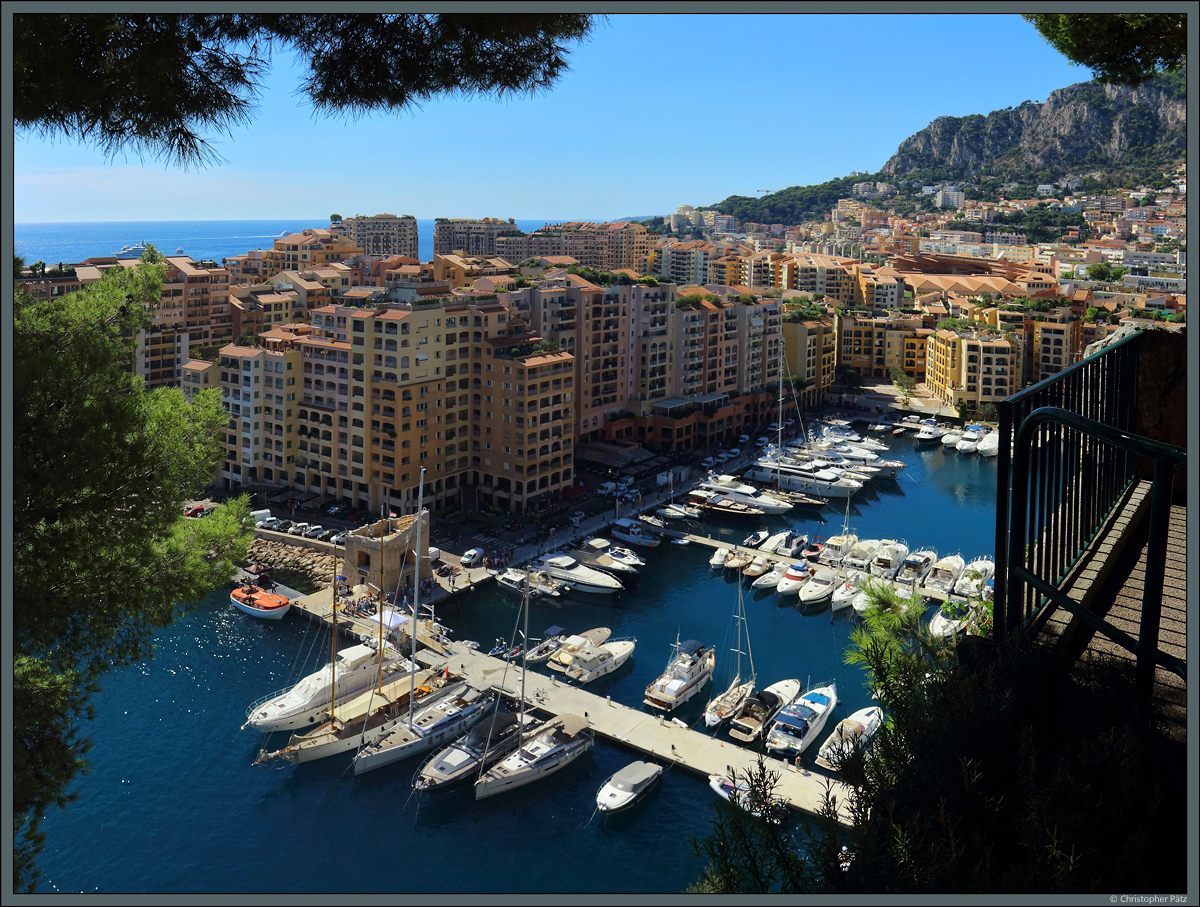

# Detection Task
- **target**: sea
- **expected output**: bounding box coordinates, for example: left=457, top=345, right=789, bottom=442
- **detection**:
left=31, top=436, right=999, bottom=895
left=13, top=218, right=556, bottom=270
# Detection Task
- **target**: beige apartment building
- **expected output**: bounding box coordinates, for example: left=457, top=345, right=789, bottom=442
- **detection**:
left=782, top=316, right=836, bottom=410
left=925, top=328, right=1018, bottom=410
left=836, top=312, right=929, bottom=381
left=494, top=221, right=656, bottom=274
left=265, top=229, right=363, bottom=276
left=433, top=218, right=525, bottom=257
left=330, top=214, right=418, bottom=259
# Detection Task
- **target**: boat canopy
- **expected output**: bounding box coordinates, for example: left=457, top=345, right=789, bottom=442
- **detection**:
left=336, top=644, right=379, bottom=671
left=678, top=640, right=704, bottom=656
left=774, top=702, right=819, bottom=733
left=542, top=626, right=566, bottom=638
left=610, top=761, right=660, bottom=791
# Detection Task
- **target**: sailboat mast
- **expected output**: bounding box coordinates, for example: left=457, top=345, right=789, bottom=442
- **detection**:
left=408, top=468, right=425, bottom=726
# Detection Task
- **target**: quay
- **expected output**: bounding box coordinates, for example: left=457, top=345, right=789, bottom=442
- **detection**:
left=416, top=640, right=855, bottom=823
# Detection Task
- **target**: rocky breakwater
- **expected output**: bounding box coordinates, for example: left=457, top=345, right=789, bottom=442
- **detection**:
left=245, top=538, right=341, bottom=590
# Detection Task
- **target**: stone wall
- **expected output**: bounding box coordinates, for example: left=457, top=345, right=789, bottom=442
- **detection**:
left=246, top=538, right=340, bottom=588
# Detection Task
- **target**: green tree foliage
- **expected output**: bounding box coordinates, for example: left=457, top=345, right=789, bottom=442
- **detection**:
left=1024, top=13, right=1187, bottom=87
left=1085, top=261, right=1129, bottom=283
left=713, top=174, right=872, bottom=226
left=889, top=367, right=916, bottom=403
left=13, top=260, right=253, bottom=891
left=14, top=13, right=598, bottom=167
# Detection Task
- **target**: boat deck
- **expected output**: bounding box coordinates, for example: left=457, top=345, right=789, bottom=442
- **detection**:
left=417, top=641, right=854, bottom=824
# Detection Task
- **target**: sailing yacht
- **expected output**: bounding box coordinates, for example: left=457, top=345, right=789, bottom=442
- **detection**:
left=703, top=581, right=756, bottom=728
left=413, top=708, right=536, bottom=793
left=474, top=581, right=593, bottom=799
left=351, top=681, right=491, bottom=775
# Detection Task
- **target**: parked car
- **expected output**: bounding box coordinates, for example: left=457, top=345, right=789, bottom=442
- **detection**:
left=598, top=481, right=618, bottom=494
left=329, top=532, right=346, bottom=546
left=738, top=434, right=750, bottom=444
left=700, top=457, right=715, bottom=468
left=260, top=518, right=283, bottom=532
left=728, top=448, right=742, bottom=458
left=184, top=504, right=204, bottom=517
left=273, top=520, right=294, bottom=534
left=460, top=547, right=486, bottom=567
left=304, top=524, right=326, bottom=539
left=287, top=522, right=311, bottom=536
left=317, top=527, right=339, bottom=541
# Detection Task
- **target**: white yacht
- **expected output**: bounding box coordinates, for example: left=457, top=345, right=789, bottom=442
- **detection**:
left=243, top=641, right=410, bottom=733
left=495, top=567, right=568, bottom=600
left=956, top=425, right=986, bottom=453
left=474, top=714, right=594, bottom=800
left=751, top=562, right=789, bottom=590
left=775, top=562, right=815, bottom=597
left=831, top=571, right=868, bottom=612
left=913, top=421, right=944, bottom=445
left=643, top=637, right=715, bottom=712
left=895, top=549, right=937, bottom=586
left=941, top=429, right=964, bottom=448
left=595, top=761, right=662, bottom=813
left=582, top=537, right=646, bottom=567
left=352, top=681, right=491, bottom=775
left=413, top=708, right=535, bottom=794
left=747, top=452, right=863, bottom=499
left=695, top=474, right=794, bottom=514
left=609, top=518, right=662, bottom=549
left=547, top=627, right=612, bottom=673
left=977, top=431, right=1000, bottom=457
left=797, top=566, right=841, bottom=608
left=842, top=538, right=883, bottom=572
left=536, top=554, right=624, bottom=595
left=921, top=553, right=966, bottom=598
left=868, top=540, right=910, bottom=580
left=953, top=557, right=996, bottom=598
left=815, top=706, right=883, bottom=771
left=727, top=678, right=801, bottom=744
left=563, top=639, right=635, bottom=684
left=817, top=533, right=859, bottom=568
left=765, top=682, right=837, bottom=757
left=524, top=626, right=568, bottom=664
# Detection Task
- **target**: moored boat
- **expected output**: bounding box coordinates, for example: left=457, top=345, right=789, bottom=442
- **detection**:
left=352, top=681, right=491, bottom=775
left=525, top=626, right=568, bottom=664
left=609, top=518, right=662, bottom=549
left=775, top=561, right=815, bottom=597
left=564, top=638, right=635, bottom=684
left=413, top=708, right=536, bottom=794
left=765, top=682, right=837, bottom=757
left=868, top=540, right=909, bottom=580
left=814, top=705, right=883, bottom=771
left=643, top=636, right=715, bottom=712
left=547, top=627, right=612, bottom=673
left=921, top=552, right=966, bottom=598
left=727, top=678, right=801, bottom=743
left=536, top=554, right=624, bottom=595
left=596, top=760, right=662, bottom=813
left=230, top=583, right=292, bottom=620
left=474, top=714, right=594, bottom=799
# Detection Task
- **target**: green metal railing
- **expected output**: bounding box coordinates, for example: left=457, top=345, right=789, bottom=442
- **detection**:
left=994, top=330, right=1186, bottom=712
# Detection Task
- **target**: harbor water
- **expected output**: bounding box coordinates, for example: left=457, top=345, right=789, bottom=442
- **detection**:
left=33, top=435, right=997, bottom=894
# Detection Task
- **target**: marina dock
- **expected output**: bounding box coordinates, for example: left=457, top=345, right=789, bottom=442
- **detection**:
left=416, top=641, right=855, bottom=824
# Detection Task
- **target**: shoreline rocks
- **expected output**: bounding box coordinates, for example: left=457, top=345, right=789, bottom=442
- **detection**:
left=244, top=538, right=341, bottom=588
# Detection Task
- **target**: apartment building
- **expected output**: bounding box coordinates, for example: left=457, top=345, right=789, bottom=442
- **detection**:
left=925, top=328, right=1018, bottom=409
left=330, top=214, right=418, bottom=259
left=265, top=229, right=363, bottom=276
left=495, top=222, right=656, bottom=274
left=782, top=317, right=836, bottom=410
left=836, top=312, right=927, bottom=381
left=432, top=253, right=518, bottom=288
left=433, top=218, right=526, bottom=257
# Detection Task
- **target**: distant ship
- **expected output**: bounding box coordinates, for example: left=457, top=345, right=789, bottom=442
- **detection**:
left=116, top=241, right=149, bottom=256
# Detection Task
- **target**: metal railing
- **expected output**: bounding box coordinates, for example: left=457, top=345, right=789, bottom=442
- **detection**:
left=994, top=330, right=1186, bottom=710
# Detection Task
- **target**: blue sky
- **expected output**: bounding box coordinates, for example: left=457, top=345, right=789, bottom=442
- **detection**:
left=13, top=12, right=1089, bottom=223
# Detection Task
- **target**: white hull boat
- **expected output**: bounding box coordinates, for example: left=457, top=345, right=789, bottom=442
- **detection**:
left=842, top=538, right=882, bottom=572
left=230, top=584, right=292, bottom=620
left=524, top=626, right=568, bottom=664
left=564, top=639, right=635, bottom=683
left=708, top=773, right=787, bottom=823
left=797, top=565, right=840, bottom=608
left=496, top=567, right=568, bottom=599
left=921, top=553, right=966, bottom=598
left=413, top=709, right=534, bottom=793
left=474, top=714, right=594, bottom=799
left=727, top=678, right=801, bottom=743
left=704, top=581, right=756, bottom=729
left=644, top=637, right=715, bottom=712
left=582, top=537, right=646, bottom=567
left=765, top=682, right=837, bottom=757
left=830, top=571, right=867, bottom=613
left=709, top=547, right=732, bottom=569
left=547, top=627, right=612, bottom=673
left=977, top=432, right=999, bottom=457
left=610, top=518, right=661, bottom=549
left=817, top=533, right=858, bottom=568
left=895, top=549, right=937, bottom=587
left=352, top=681, right=491, bottom=775
left=537, top=555, right=624, bottom=595
left=696, top=474, right=793, bottom=514
left=815, top=706, right=883, bottom=771
left=596, top=761, right=662, bottom=813
left=244, top=641, right=409, bottom=733
left=751, top=562, right=789, bottom=589
left=775, top=562, right=815, bottom=597
left=868, top=540, right=909, bottom=580
left=953, top=557, right=995, bottom=598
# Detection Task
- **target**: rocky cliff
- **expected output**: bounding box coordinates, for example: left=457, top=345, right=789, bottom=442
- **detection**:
left=882, top=73, right=1185, bottom=183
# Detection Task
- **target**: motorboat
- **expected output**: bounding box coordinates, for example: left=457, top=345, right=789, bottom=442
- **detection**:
left=941, top=429, right=963, bottom=448
left=686, top=490, right=766, bottom=521
left=953, top=557, right=996, bottom=598
left=536, top=555, right=624, bottom=595
left=566, top=545, right=640, bottom=579
left=775, top=562, right=814, bottom=597
left=116, top=241, right=149, bottom=256
left=596, top=761, right=662, bottom=813
left=895, top=549, right=937, bottom=586
left=254, top=668, right=445, bottom=764
left=842, top=538, right=882, bottom=572
left=727, top=678, right=801, bottom=743
left=921, top=553, right=966, bottom=598
left=704, top=581, right=756, bottom=728
left=758, top=530, right=792, bottom=554
left=751, top=562, right=789, bottom=590
left=913, top=421, right=943, bottom=445
left=243, top=640, right=410, bottom=733
left=830, top=571, right=868, bottom=613
left=773, top=531, right=810, bottom=559
left=743, top=462, right=861, bottom=499
left=656, top=502, right=701, bottom=521
left=609, top=518, right=661, bottom=549
left=956, top=425, right=985, bottom=453
left=977, top=431, right=999, bottom=457
left=695, top=474, right=793, bottom=515
left=707, top=772, right=787, bottom=823
left=709, top=546, right=732, bottom=569
left=564, top=638, right=635, bottom=684
left=547, top=627, right=612, bottom=673
left=495, top=567, right=568, bottom=599
left=868, top=540, right=910, bottom=580
left=582, top=537, right=645, bottom=568
left=413, top=708, right=535, bottom=793
left=765, top=682, right=837, bottom=757
left=643, top=636, right=715, bottom=712
left=743, top=529, right=771, bottom=548
left=723, top=549, right=752, bottom=572
left=800, top=537, right=825, bottom=560
left=638, top=513, right=669, bottom=531
left=474, top=713, right=594, bottom=799
left=741, top=555, right=773, bottom=578
left=815, top=706, right=883, bottom=771
left=929, top=597, right=979, bottom=638
left=816, top=533, right=858, bottom=567
left=230, top=583, right=292, bottom=620
left=524, top=626, right=568, bottom=664
left=797, top=566, right=841, bottom=608
left=352, top=681, right=491, bottom=775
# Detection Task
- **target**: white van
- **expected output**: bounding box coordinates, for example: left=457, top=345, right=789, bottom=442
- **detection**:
left=250, top=509, right=273, bottom=526
left=598, top=481, right=618, bottom=494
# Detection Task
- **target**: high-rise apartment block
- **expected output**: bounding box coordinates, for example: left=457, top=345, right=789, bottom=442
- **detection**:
left=330, top=214, right=418, bottom=259
left=433, top=218, right=526, bottom=257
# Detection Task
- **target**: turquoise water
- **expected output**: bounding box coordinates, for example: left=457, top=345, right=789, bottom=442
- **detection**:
left=32, top=438, right=997, bottom=894
left=14, top=219, right=552, bottom=269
